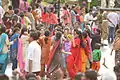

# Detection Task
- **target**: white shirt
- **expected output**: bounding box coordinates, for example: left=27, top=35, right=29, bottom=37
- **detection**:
left=25, top=41, right=41, bottom=72
left=107, top=12, right=119, bottom=27
left=84, top=13, right=93, bottom=26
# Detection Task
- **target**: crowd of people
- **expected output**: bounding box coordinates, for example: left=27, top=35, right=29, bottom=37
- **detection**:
left=0, top=0, right=120, bottom=80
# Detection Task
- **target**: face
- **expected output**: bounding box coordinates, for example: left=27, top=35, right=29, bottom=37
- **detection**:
left=64, top=29, right=69, bottom=35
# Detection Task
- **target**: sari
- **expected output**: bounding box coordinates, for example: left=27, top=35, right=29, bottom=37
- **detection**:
left=67, top=37, right=82, bottom=78
left=0, top=33, right=9, bottom=74
left=18, top=35, right=29, bottom=72
left=10, top=33, right=19, bottom=70
left=81, top=48, right=87, bottom=72
left=47, top=39, right=65, bottom=79
left=39, top=36, right=51, bottom=76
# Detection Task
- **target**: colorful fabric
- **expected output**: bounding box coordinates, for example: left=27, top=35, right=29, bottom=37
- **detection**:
left=92, top=49, right=101, bottom=62
left=17, top=38, right=24, bottom=72
left=0, top=33, right=8, bottom=74
left=0, top=33, right=7, bottom=53
left=67, top=37, right=82, bottom=78
left=63, top=41, right=71, bottom=52
left=81, top=48, right=87, bottom=72
left=92, top=61, right=100, bottom=72
left=19, top=0, right=29, bottom=12
left=47, top=40, right=60, bottom=69
left=10, top=33, right=19, bottom=60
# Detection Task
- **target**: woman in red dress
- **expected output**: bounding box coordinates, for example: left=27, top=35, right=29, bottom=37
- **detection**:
left=67, top=29, right=82, bottom=79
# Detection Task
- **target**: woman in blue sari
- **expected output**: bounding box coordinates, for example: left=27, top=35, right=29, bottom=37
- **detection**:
left=0, top=25, right=9, bottom=74
left=10, top=27, right=20, bottom=71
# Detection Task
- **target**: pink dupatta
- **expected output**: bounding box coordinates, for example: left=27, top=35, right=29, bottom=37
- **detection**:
left=17, top=39, right=24, bottom=72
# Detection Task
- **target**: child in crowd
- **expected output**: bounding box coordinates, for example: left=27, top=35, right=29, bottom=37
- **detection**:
left=92, top=43, right=101, bottom=72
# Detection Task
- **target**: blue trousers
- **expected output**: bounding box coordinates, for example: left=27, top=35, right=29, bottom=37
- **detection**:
left=12, top=58, right=18, bottom=70
left=108, top=27, right=115, bottom=43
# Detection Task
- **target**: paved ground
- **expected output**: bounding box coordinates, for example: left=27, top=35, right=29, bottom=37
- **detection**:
left=5, top=40, right=117, bottom=80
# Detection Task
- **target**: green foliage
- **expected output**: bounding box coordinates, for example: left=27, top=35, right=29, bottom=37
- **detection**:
left=91, top=0, right=99, bottom=7
left=43, top=0, right=100, bottom=7
left=44, top=0, right=66, bottom=3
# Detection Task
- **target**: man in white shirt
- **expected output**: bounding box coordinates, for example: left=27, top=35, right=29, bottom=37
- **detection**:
left=84, top=10, right=93, bottom=26
left=25, top=31, right=41, bottom=76
left=107, top=11, right=119, bottom=43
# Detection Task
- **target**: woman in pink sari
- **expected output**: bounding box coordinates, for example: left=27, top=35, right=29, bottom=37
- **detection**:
left=19, top=0, right=29, bottom=12
left=18, top=27, right=29, bottom=73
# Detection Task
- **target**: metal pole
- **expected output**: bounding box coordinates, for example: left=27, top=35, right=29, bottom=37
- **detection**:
left=88, top=2, right=91, bottom=11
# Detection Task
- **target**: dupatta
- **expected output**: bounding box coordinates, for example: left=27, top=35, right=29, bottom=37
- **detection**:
left=0, top=33, right=7, bottom=54
left=17, top=38, right=24, bottom=72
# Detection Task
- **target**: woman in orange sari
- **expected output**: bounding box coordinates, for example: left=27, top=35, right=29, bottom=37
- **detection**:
left=81, top=32, right=91, bottom=72
left=67, top=29, right=82, bottom=79
left=39, top=30, right=51, bottom=77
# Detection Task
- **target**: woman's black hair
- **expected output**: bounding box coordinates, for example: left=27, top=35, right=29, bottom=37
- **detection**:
left=28, top=7, right=32, bottom=12
left=14, top=9, right=19, bottom=14
left=44, top=30, right=50, bottom=44
left=82, top=31, right=88, bottom=38
left=43, top=7, right=47, bottom=14
left=19, top=12, right=24, bottom=18
left=13, top=27, right=20, bottom=34
left=63, top=6, right=67, bottom=10
left=74, top=29, right=82, bottom=39
left=20, top=27, right=28, bottom=38
left=55, top=31, right=62, bottom=41
left=0, top=24, right=6, bottom=35
left=36, top=3, right=39, bottom=8
left=30, top=31, right=39, bottom=40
